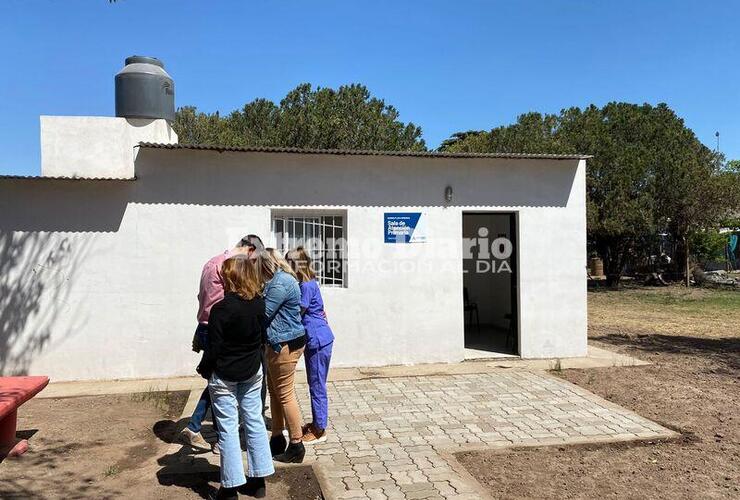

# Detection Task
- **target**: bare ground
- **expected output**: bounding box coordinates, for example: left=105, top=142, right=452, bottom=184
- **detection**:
left=0, top=391, right=322, bottom=499
left=457, top=286, right=740, bottom=500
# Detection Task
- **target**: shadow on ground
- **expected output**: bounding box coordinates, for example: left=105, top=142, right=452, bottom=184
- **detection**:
left=0, top=435, right=122, bottom=499
left=153, top=417, right=219, bottom=498
left=151, top=418, right=323, bottom=499
left=593, top=332, right=740, bottom=372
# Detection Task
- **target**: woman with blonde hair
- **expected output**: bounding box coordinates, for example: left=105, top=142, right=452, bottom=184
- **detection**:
left=257, top=248, right=307, bottom=463
left=197, top=256, right=274, bottom=499
left=286, top=247, right=335, bottom=444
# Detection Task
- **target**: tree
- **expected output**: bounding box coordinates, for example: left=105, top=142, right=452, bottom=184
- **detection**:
left=438, top=130, right=486, bottom=151
left=650, top=117, right=733, bottom=286
left=439, top=113, right=565, bottom=154
left=690, top=229, right=729, bottom=268
left=172, top=106, right=226, bottom=145
left=440, top=103, right=740, bottom=287
left=173, top=83, right=426, bottom=152
left=726, top=159, right=740, bottom=173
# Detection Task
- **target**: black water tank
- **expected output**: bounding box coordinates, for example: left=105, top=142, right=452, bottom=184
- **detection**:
left=115, top=56, right=175, bottom=121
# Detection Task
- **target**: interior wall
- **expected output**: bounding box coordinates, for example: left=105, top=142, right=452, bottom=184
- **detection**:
left=462, top=213, right=512, bottom=329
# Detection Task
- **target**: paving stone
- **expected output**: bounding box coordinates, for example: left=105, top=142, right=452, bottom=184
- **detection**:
left=357, top=473, right=392, bottom=483
left=365, top=488, right=387, bottom=500
left=390, top=470, right=413, bottom=485
left=339, top=490, right=369, bottom=499
left=269, top=370, right=674, bottom=499
left=327, top=468, right=358, bottom=479
left=382, top=486, right=406, bottom=500
left=404, top=489, right=440, bottom=499
left=399, top=483, right=436, bottom=493
left=363, top=480, right=397, bottom=490
left=432, top=481, right=456, bottom=496
left=343, top=477, right=363, bottom=490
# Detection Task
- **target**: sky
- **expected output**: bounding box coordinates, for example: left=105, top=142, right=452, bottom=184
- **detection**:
left=1, top=0, right=738, bottom=176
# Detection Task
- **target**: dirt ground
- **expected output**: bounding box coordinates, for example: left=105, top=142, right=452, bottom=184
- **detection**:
left=457, top=285, right=740, bottom=500
left=0, top=391, right=322, bottom=499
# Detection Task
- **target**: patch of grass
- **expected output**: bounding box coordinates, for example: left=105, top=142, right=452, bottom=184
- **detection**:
left=632, top=288, right=739, bottom=313
left=130, top=387, right=172, bottom=412
left=103, top=465, right=119, bottom=477
left=589, top=285, right=740, bottom=340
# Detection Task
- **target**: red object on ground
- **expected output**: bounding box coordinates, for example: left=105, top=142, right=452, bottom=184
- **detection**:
left=0, top=376, right=50, bottom=459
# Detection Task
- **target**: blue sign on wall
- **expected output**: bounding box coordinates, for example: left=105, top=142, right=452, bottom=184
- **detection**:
left=384, top=212, right=427, bottom=243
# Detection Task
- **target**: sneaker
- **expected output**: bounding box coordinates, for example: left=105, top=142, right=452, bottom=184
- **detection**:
left=301, top=422, right=312, bottom=435
left=179, top=428, right=211, bottom=451
left=302, top=424, right=328, bottom=445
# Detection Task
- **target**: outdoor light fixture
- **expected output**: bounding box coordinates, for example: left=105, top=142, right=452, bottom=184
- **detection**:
left=445, top=185, right=453, bottom=203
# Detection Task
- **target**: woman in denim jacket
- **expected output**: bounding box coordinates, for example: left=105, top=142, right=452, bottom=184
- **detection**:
left=258, top=249, right=307, bottom=463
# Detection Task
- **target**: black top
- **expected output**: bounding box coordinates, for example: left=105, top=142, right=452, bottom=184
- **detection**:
left=198, top=292, right=266, bottom=382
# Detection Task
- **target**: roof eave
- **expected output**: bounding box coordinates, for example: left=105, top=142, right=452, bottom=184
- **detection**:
left=138, top=142, right=592, bottom=160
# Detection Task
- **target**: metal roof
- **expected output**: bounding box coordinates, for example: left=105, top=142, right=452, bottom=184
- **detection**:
left=0, top=174, right=136, bottom=181
left=0, top=145, right=588, bottom=182
left=138, top=142, right=591, bottom=160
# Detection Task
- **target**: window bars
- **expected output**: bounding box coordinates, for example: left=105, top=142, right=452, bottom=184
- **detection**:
left=272, top=215, right=347, bottom=287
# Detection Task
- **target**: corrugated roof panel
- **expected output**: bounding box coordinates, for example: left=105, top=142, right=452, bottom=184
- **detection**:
left=138, top=142, right=591, bottom=160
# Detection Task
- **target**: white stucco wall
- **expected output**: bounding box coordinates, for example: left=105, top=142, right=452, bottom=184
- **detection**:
left=40, top=116, right=177, bottom=179
left=0, top=148, right=586, bottom=381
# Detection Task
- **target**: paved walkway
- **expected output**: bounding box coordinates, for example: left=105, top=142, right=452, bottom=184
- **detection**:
left=171, top=369, right=676, bottom=499
left=40, top=345, right=647, bottom=399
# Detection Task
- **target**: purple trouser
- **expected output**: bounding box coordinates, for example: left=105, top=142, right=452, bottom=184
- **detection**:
left=304, top=342, right=333, bottom=430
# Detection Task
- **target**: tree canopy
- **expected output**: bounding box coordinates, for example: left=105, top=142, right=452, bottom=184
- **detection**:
left=440, top=103, right=740, bottom=284
left=173, top=83, right=426, bottom=152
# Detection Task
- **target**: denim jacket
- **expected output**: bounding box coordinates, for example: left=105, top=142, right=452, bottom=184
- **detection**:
left=263, top=269, right=306, bottom=352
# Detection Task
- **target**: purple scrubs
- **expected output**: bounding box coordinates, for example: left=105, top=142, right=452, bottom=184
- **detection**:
left=299, top=280, right=334, bottom=430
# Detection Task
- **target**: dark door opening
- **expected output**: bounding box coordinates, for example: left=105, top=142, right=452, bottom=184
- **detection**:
left=462, top=212, right=518, bottom=356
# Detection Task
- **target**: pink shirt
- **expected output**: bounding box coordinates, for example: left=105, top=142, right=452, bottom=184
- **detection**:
left=197, top=250, right=234, bottom=324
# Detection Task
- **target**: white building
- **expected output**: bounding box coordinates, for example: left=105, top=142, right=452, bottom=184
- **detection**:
left=0, top=60, right=588, bottom=382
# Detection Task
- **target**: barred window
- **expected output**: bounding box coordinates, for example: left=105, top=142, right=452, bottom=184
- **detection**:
left=271, top=214, right=347, bottom=287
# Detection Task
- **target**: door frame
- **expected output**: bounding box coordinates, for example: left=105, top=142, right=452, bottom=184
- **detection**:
left=461, top=211, right=520, bottom=355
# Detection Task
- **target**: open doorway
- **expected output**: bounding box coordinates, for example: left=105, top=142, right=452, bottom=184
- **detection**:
left=462, top=212, right=518, bottom=357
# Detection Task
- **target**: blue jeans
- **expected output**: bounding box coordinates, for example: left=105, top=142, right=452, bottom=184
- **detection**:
left=305, top=342, right=333, bottom=430
left=209, top=368, right=274, bottom=487
left=188, top=324, right=215, bottom=434
left=187, top=387, right=213, bottom=433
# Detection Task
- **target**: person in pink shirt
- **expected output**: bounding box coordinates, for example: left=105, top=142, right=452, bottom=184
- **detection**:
left=180, top=234, right=265, bottom=453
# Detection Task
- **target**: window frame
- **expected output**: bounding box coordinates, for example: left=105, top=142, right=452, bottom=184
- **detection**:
left=270, top=210, right=348, bottom=288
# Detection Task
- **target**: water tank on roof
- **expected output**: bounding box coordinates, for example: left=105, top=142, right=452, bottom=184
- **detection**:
left=115, top=56, right=175, bottom=121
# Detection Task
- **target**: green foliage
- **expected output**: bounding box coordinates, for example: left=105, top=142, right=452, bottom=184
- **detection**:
left=438, top=130, right=486, bottom=151
left=441, top=103, right=740, bottom=284
left=724, top=159, right=740, bottom=174
left=439, top=113, right=566, bottom=154
left=689, top=230, right=729, bottom=265
left=173, top=83, right=426, bottom=151
left=720, top=217, right=740, bottom=230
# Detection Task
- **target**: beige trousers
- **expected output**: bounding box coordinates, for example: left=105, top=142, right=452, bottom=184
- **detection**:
left=266, top=343, right=305, bottom=441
